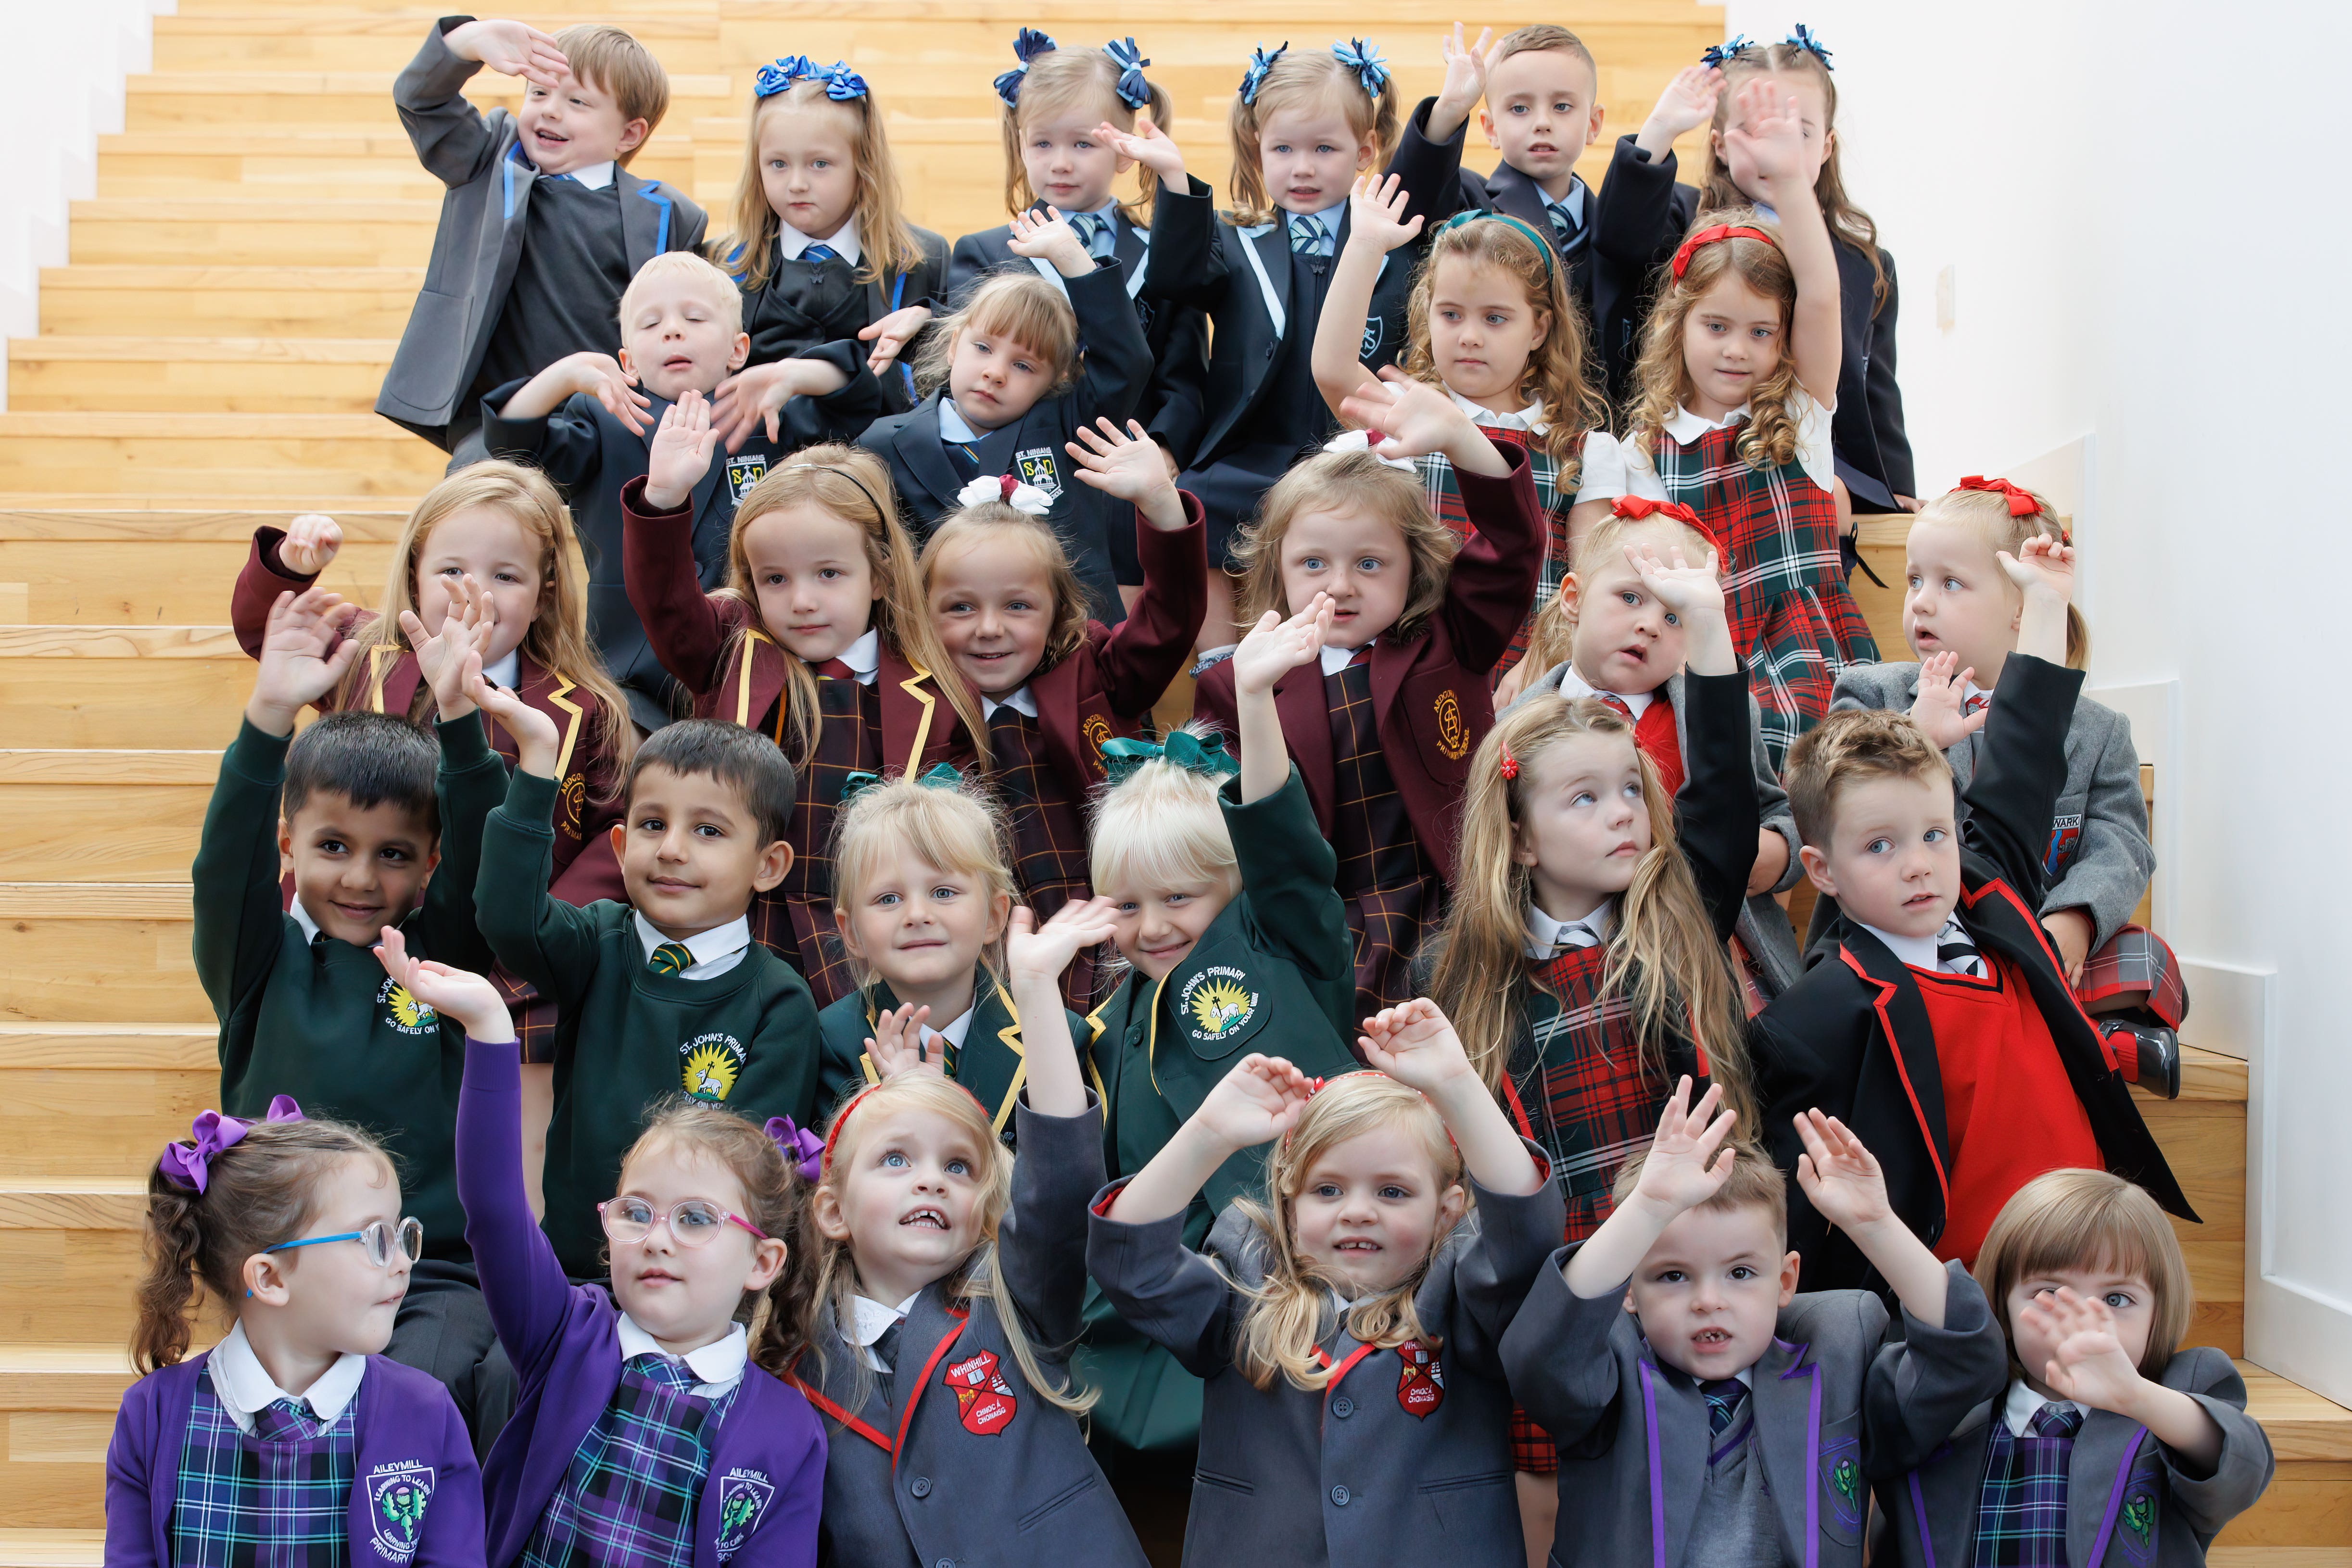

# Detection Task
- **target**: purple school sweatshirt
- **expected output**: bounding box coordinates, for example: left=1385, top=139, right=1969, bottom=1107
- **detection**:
left=105, top=1351, right=487, bottom=1567
left=456, top=1037, right=824, bottom=1568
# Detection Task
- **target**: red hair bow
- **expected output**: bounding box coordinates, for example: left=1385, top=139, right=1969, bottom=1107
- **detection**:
left=1498, top=742, right=1519, bottom=781
left=1669, top=223, right=1777, bottom=279
left=1612, top=493, right=1725, bottom=555
left=1956, top=475, right=2040, bottom=518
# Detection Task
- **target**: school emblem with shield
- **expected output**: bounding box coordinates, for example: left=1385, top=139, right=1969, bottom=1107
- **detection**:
left=726, top=454, right=769, bottom=504
left=1015, top=447, right=1063, bottom=500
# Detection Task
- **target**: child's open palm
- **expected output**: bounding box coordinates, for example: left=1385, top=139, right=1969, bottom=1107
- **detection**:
left=1094, top=118, right=1185, bottom=188
left=866, top=1002, right=945, bottom=1080
left=464, top=654, right=561, bottom=776
left=278, top=513, right=344, bottom=577
left=376, top=925, right=513, bottom=1041
left=1357, top=998, right=1474, bottom=1095
left=1723, top=78, right=1808, bottom=189
left=1066, top=418, right=1178, bottom=506
left=1007, top=897, right=1119, bottom=995
left=2020, top=1286, right=2145, bottom=1414
left=1231, top=595, right=1333, bottom=697
left=1347, top=174, right=1425, bottom=256
left=645, top=390, right=720, bottom=508
left=1909, top=650, right=1987, bottom=749
left=1645, top=64, right=1724, bottom=142
left=1998, top=532, right=2074, bottom=602
left=1434, top=24, right=1495, bottom=119
left=400, top=573, right=497, bottom=720
left=1628, top=1078, right=1739, bottom=1216
left=1338, top=367, right=1479, bottom=461
left=1626, top=541, right=1726, bottom=623
left=1790, top=1109, right=1896, bottom=1233
left=250, top=588, right=361, bottom=725
left=562, top=351, right=651, bottom=436
left=447, top=19, right=569, bottom=88
left=1006, top=207, right=1090, bottom=275
left=1196, top=1053, right=1316, bottom=1149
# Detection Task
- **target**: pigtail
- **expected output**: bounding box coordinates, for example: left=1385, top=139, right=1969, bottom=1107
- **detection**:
left=133, top=1170, right=206, bottom=1374
left=750, top=1173, right=825, bottom=1383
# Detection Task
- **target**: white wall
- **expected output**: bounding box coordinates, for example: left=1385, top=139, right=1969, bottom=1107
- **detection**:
left=1721, top=0, right=2352, bottom=1403
left=3, top=0, right=174, bottom=407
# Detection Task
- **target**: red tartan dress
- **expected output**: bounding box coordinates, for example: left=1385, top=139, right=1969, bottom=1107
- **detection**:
left=1501, top=934, right=1714, bottom=1472
left=748, top=670, right=893, bottom=1010
left=1326, top=654, right=1447, bottom=1020
left=1647, top=395, right=1876, bottom=770
left=983, top=701, right=1098, bottom=1011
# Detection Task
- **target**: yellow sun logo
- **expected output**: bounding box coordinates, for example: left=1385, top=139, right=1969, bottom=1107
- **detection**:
left=683, top=1043, right=740, bottom=1101
left=386, top=985, right=433, bottom=1030
left=1189, top=978, right=1252, bottom=1038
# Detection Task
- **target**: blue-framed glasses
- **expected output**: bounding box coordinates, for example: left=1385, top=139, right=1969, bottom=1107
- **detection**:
left=265, top=1217, right=424, bottom=1269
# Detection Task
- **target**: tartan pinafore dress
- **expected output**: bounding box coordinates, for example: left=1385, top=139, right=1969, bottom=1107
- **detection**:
left=746, top=669, right=888, bottom=1009
left=1646, top=394, right=1876, bottom=770
left=170, top=1370, right=358, bottom=1568
left=521, top=1353, right=737, bottom=1568
left=984, top=701, right=1099, bottom=1010
left=1327, top=651, right=1447, bottom=1020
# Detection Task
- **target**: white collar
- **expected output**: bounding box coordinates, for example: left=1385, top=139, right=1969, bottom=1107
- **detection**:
left=290, top=898, right=324, bottom=946
left=2002, top=1378, right=2082, bottom=1438
left=1856, top=918, right=1947, bottom=973
left=837, top=627, right=880, bottom=685
left=1540, top=180, right=1587, bottom=230
left=981, top=685, right=1038, bottom=720
left=1524, top=898, right=1616, bottom=959
left=482, top=648, right=520, bottom=692
left=1552, top=660, right=1656, bottom=718
left=926, top=1007, right=976, bottom=1050
left=936, top=397, right=985, bottom=445
left=615, top=1315, right=749, bottom=1397
left=207, top=1321, right=367, bottom=1434
left=1447, top=386, right=1548, bottom=434
left=847, top=1290, right=923, bottom=1370
left=632, top=911, right=754, bottom=978
left=777, top=217, right=861, bottom=265
left=539, top=160, right=615, bottom=190
left=1319, top=639, right=1375, bottom=675
left=1665, top=402, right=1753, bottom=443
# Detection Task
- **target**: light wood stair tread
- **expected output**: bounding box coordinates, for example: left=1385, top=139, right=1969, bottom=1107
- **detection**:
left=0, top=510, right=405, bottom=541
left=0, top=1023, right=215, bottom=1070
left=0, top=412, right=423, bottom=438
left=39, top=266, right=423, bottom=290
left=9, top=338, right=395, bottom=365
left=0, top=1531, right=106, bottom=1568
left=0, top=884, right=195, bottom=919
left=0, top=751, right=223, bottom=784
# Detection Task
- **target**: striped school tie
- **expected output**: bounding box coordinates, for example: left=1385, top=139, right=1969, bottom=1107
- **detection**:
left=1701, top=1378, right=1749, bottom=1438
left=1934, top=916, right=1988, bottom=978
left=802, top=243, right=838, bottom=263
left=1547, top=204, right=1575, bottom=248
left=1068, top=211, right=1113, bottom=258
left=647, top=941, right=695, bottom=976
left=1288, top=212, right=1330, bottom=256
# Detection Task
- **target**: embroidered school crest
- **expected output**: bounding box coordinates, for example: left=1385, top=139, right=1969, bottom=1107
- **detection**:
left=364, top=1462, right=434, bottom=1563
left=2043, top=812, right=2084, bottom=875
left=1395, top=1340, right=1444, bottom=1417
left=1432, top=689, right=1469, bottom=760
left=943, top=1348, right=1019, bottom=1436
left=1361, top=317, right=1384, bottom=359
left=1082, top=713, right=1113, bottom=766
left=377, top=979, right=438, bottom=1036
left=1134, top=298, right=1157, bottom=334
left=714, top=1467, right=775, bottom=1561
left=725, top=454, right=770, bottom=505
left=680, top=1033, right=747, bottom=1101
left=1819, top=1434, right=1863, bottom=1531
left=1179, top=968, right=1257, bottom=1045
left=560, top=771, right=586, bottom=835
left=1015, top=447, right=1063, bottom=500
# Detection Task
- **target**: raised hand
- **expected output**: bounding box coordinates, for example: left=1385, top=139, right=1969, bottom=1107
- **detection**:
left=1722, top=76, right=1808, bottom=191
left=1194, top=1053, right=1316, bottom=1150
left=246, top=588, right=361, bottom=735
left=1357, top=998, right=1474, bottom=1094
left=1625, top=1078, right=1739, bottom=1219
left=464, top=654, right=562, bottom=778
left=1094, top=117, right=1186, bottom=189
left=562, top=351, right=652, bottom=436
left=1790, top=1110, right=1896, bottom=1232
left=444, top=18, right=569, bottom=87
left=1433, top=23, right=1495, bottom=129
left=865, top=1002, right=944, bottom=1080
left=644, top=390, right=721, bottom=510
left=376, top=925, right=515, bottom=1042
left=858, top=304, right=933, bottom=376
left=1909, top=650, right=1987, bottom=749
left=1345, top=173, right=1426, bottom=257
left=399, top=573, right=498, bottom=723
left=1065, top=417, right=1184, bottom=527
left=1640, top=63, right=1723, bottom=151
left=278, top=513, right=344, bottom=577
left=2020, top=1287, right=2144, bottom=1414
left=1999, top=532, right=2075, bottom=601
left=1338, top=366, right=1483, bottom=463
left=1626, top=540, right=1726, bottom=622
left=1007, top=206, right=1093, bottom=278
left=1007, top=897, right=1119, bottom=994
left=1231, top=595, right=1333, bottom=698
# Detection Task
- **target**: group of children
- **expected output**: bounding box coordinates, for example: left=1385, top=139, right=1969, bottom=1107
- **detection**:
left=105, top=14, right=2266, bottom=1568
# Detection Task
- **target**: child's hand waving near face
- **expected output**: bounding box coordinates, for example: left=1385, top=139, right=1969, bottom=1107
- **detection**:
left=643, top=391, right=721, bottom=512
left=2003, top=532, right=2076, bottom=667
left=1339, top=367, right=1511, bottom=477
left=1344, top=173, right=1426, bottom=257
left=1356, top=997, right=1475, bottom=1094
left=1723, top=77, right=1810, bottom=197
left=1626, top=541, right=1735, bottom=677
left=1006, top=207, right=1094, bottom=279
left=1909, top=650, right=1988, bottom=750
left=1094, top=117, right=1186, bottom=191
left=246, top=588, right=361, bottom=737
left=1066, top=417, right=1187, bottom=531
left=401, top=573, right=498, bottom=724
left=464, top=653, right=562, bottom=778
left=865, top=1002, right=943, bottom=1080
left=376, top=925, right=516, bottom=1043
left=278, top=513, right=345, bottom=577
left=1231, top=594, right=1334, bottom=699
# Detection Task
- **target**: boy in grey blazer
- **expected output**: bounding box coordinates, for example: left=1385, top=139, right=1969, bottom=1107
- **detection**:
left=1502, top=1086, right=2009, bottom=1568
left=378, top=16, right=708, bottom=455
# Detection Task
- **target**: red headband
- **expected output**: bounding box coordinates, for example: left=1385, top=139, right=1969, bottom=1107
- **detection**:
left=820, top=1075, right=991, bottom=1173
left=1956, top=475, right=2041, bottom=518
left=1611, top=493, right=1725, bottom=556
left=1670, top=223, right=1776, bottom=279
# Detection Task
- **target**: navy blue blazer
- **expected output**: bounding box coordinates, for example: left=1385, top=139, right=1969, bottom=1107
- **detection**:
left=738, top=223, right=950, bottom=428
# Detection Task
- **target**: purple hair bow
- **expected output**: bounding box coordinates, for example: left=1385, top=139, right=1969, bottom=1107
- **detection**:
left=765, top=1116, right=824, bottom=1182
left=158, top=1096, right=304, bottom=1193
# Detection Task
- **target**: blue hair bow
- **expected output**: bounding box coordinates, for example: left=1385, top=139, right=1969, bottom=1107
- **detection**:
left=1700, top=35, right=1754, bottom=69
left=819, top=63, right=870, bottom=101
left=1333, top=38, right=1390, bottom=99
left=1786, top=24, right=1833, bottom=68
left=755, top=55, right=868, bottom=102
left=764, top=1116, right=824, bottom=1182
left=1238, top=41, right=1288, bottom=106
left=838, top=761, right=965, bottom=806
left=1100, top=730, right=1241, bottom=786
left=994, top=26, right=1059, bottom=108
left=1103, top=36, right=1153, bottom=112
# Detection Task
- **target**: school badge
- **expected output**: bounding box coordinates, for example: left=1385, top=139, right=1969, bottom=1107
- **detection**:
left=943, top=1348, right=1019, bottom=1436
left=1082, top=713, right=1113, bottom=766
left=714, top=1467, right=775, bottom=1561
left=377, top=979, right=438, bottom=1037
left=725, top=454, right=770, bottom=505
left=1432, top=688, right=1469, bottom=760
left=2043, top=812, right=2084, bottom=876
left=1394, top=1340, right=1444, bottom=1417
left=560, top=771, right=587, bottom=835
left=1361, top=317, right=1384, bottom=359
left=2117, top=1447, right=2163, bottom=1566
left=680, top=1033, right=747, bottom=1101
left=1819, top=1434, right=1863, bottom=1531
left=1178, top=967, right=1258, bottom=1046
left=364, top=1462, right=434, bottom=1563
left=1014, top=447, right=1063, bottom=500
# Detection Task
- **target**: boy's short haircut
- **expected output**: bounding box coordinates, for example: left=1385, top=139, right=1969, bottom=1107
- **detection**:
left=619, top=251, right=743, bottom=337
left=1612, top=1141, right=1789, bottom=1248
left=283, top=712, right=441, bottom=834
left=621, top=719, right=796, bottom=846
left=1783, top=708, right=1955, bottom=850
left=554, top=24, right=670, bottom=156
left=1493, top=24, right=1597, bottom=79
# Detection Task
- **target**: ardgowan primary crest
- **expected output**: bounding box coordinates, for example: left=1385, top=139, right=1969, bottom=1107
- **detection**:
left=714, top=1467, right=775, bottom=1561
left=681, top=1033, right=747, bottom=1101
left=1179, top=967, right=1258, bottom=1046
left=365, top=1462, right=434, bottom=1563
left=1432, top=688, right=1469, bottom=760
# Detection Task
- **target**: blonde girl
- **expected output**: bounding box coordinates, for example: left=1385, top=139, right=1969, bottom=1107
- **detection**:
left=709, top=55, right=948, bottom=448
left=1618, top=77, right=1877, bottom=770
left=1088, top=1002, right=1562, bottom=1568
left=776, top=899, right=1149, bottom=1567
left=108, top=1100, right=486, bottom=1563
left=815, top=769, right=1091, bottom=1141
left=1194, top=375, right=1541, bottom=1021
left=620, top=431, right=982, bottom=1007
left=1312, top=172, right=1626, bottom=679
left=1882, top=1169, right=2274, bottom=1565
left=1097, top=40, right=1405, bottom=645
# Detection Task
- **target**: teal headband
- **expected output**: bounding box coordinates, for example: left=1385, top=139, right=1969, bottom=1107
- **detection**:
left=1433, top=210, right=1557, bottom=287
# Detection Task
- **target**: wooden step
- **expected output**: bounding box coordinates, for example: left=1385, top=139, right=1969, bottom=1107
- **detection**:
left=2137, top=1052, right=2248, bottom=1356
left=152, top=12, right=721, bottom=75
left=0, top=754, right=222, bottom=882
left=0, top=1182, right=147, bottom=1354
left=0, top=536, right=391, bottom=623
left=8, top=337, right=396, bottom=416
left=0, top=627, right=260, bottom=750
left=0, top=1026, right=214, bottom=1180
left=0, top=414, right=445, bottom=500
left=0, top=885, right=205, bottom=1025
left=37, top=267, right=425, bottom=340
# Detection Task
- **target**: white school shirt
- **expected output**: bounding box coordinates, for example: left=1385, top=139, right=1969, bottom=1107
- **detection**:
left=847, top=1291, right=924, bottom=1372
left=777, top=218, right=861, bottom=266
left=2001, top=1378, right=2084, bottom=1438
left=207, top=1322, right=367, bottom=1434
left=615, top=1315, right=750, bottom=1400
left=1661, top=390, right=1837, bottom=495
left=980, top=686, right=1039, bottom=721
left=1855, top=914, right=1981, bottom=977
left=543, top=161, right=615, bottom=190
left=1523, top=898, right=1617, bottom=961
left=835, top=628, right=880, bottom=687
left=1317, top=639, right=1376, bottom=677
left=632, top=912, right=753, bottom=980
left=1550, top=661, right=1657, bottom=719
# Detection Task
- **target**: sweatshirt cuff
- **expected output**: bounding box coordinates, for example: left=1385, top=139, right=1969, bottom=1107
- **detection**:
left=502, top=765, right=561, bottom=829
left=434, top=708, right=493, bottom=768
left=225, top=717, right=293, bottom=781
left=620, top=472, right=692, bottom=525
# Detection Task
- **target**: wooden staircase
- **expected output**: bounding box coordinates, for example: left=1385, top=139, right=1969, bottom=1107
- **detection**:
left=1, top=3, right=2343, bottom=1561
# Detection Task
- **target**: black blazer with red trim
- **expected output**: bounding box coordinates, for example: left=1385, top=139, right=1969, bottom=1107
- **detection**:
left=1750, top=654, right=2190, bottom=1292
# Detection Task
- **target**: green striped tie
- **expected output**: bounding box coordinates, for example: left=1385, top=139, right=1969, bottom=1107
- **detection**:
left=647, top=941, right=695, bottom=976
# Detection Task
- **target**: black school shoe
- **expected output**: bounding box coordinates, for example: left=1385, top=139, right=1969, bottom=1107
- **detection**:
left=2100, top=1018, right=2181, bottom=1100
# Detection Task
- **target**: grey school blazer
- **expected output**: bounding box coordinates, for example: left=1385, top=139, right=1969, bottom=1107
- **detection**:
left=793, top=1096, right=1147, bottom=1568
left=1879, top=1349, right=2274, bottom=1567
left=1502, top=1250, right=2009, bottom=1568
left=1832, top=661, right=2153, bottom=948
left=376, top=18, right=708, bottom=447
left=1509, top=663, right=1808, bottom=994
left=1087, top=1155, right=1565, bottom=1568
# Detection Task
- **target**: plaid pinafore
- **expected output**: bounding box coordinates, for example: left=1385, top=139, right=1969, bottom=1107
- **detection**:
left=986, top=705, right=1098, bottom=1009
left=521, top=1354, right=738, bottom=1568
left=1327, top=656, right=1446, bottom=1019
left=1972, top=1402, right=2084, bottom=1567
left=1649, top=411, right=1877, bottom=769
left=170, top=1369, right=358, bottom=1568
left=1416, top=427, right=1576, bottom=682
left=747, top=673, right=886, bottom=1009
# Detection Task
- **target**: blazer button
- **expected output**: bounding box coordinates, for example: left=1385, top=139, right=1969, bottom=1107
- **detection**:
left=910, top=1476, right=933, bottom=1498
left=1330, top=1484, right=1351, bottom=1506
left=1331, top=1396, right=1354, bottom=1417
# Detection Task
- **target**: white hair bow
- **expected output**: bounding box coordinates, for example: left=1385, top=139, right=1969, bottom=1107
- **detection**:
left=956, top=474, right=1055, bottom=515
left=1323, top=428, right=1418, bottom=472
